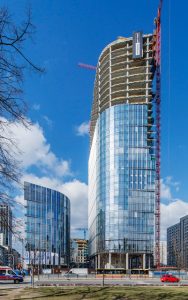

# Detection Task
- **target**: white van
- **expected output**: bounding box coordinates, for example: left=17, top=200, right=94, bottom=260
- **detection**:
left=64, top=268, right=88, bottom=277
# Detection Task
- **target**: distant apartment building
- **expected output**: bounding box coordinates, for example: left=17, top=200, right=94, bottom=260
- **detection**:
left=160, top=241, right=167, bottom=266
left=70, top=239, right=88, bottom=267
left=0, top=204, right=12, bottom=248
left=167, top=223, right=180, bottom=267
left=24, top=182, right=70, bottom=267
left=180, top=216, right=188, bottom=268
left=167, top=215, right=188, bottom=268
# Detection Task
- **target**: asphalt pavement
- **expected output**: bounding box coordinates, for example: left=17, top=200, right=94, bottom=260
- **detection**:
left=34, top=276, right=188, bottom=287
left=0, top=276, right=188, bottom=288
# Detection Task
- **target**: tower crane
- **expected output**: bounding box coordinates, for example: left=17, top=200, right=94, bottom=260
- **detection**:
left=78, top=62, right=96, bottom=71
left=75, top=228, right=88, bottom=240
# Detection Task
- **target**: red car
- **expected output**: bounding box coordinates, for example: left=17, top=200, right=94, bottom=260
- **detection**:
left=160, top=274, right=180, bottom=283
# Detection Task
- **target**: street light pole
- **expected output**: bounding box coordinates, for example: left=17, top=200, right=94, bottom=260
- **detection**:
left=38, top=223, right=40, bottom=280
left=21, top=238, right=24, bottom=268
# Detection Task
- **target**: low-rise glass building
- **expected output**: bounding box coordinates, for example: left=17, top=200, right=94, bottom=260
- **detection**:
left=24, top=182, right=70, bottom=267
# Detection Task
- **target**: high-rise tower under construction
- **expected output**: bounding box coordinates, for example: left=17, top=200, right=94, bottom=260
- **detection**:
left=88, top=32, right=158, bottom=269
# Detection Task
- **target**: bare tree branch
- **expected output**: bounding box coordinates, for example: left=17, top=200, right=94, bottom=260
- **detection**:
left=0, top=6, right=44, bottom=232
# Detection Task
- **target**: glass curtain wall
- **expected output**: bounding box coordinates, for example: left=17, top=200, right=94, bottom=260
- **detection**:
left=24, top=182, right=70, bottom=267
left=89, top=103, right=155, bottom=265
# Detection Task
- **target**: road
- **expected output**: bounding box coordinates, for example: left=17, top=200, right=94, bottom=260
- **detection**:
left=0, top=276, right=188, bottom=288
left=0, top=277, right=31, bottom=289
left=35, top=277, right=188, bottom=286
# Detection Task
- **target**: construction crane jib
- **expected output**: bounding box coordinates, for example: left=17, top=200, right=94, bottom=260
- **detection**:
left=76, top=228, right=88, bottom=240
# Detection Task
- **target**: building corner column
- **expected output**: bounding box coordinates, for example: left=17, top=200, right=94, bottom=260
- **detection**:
left=98, top=254, right=100, bottom=269
left=109, top=252, right=111, bottom=268
left=143, top=253, right=146, bottom=270
left=126, top=253, right=129, bottom=270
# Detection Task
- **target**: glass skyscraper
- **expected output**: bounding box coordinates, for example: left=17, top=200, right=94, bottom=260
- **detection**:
left=24, top=182, right=70, bottom=267
left=88, top=33, right=156, bottom=269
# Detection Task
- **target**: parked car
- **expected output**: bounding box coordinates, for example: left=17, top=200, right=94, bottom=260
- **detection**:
left=0, top=266, right=24, bottom=284
left=160, top=274, right=180, bottom=283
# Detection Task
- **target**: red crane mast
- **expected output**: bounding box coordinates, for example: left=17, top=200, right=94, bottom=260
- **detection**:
left=154, top=0, right=163, bottom=269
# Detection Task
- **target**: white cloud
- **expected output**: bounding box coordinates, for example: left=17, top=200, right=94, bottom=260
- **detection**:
left=23, top=173, right=60, bottom=189
left=76, top=121, right=90, bottom=136
left=43, top=115, right=53, bottom=127
left=22, top=173, right=88, bottom=230
left=14, top=194, right=25, bottom=209
left=32, top=104, right=40, bottom=111
left=1, top=119, right=71, bottom=178
left=161, top=179, right=172, bottom=199
left=161, top=200, right=188, bottom=241
left=159, top=176, right=188, bottom=242
left=61, top=180, right=88, bottom=229
left=160, top=177, right=180, bottom=200
left=166, top=176, right=180, bottom=189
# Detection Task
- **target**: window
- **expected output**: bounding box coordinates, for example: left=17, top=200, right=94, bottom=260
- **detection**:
left=0, top=270, right=6, bottom=275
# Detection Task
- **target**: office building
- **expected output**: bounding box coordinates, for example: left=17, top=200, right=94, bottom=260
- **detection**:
left=0, top=204, right=12, bottom=248
left=167, top=215, right=188, bottom=269
left=24, top=182, right=70, bottom=267
left=88, top=33, right=157, bottom=269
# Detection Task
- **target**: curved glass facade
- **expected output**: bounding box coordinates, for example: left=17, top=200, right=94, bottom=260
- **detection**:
left=89, top=34, right=156, bottom=269
left=24, top=182, right=70, bottom=267
left=89, top=104, right=155, bottom=259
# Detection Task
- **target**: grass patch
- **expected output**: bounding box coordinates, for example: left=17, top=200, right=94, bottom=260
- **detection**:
left=6, top=286, right=188, bottom=300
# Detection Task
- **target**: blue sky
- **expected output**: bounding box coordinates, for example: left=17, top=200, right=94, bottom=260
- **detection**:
left=2, top=0, right=188, bottom=240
